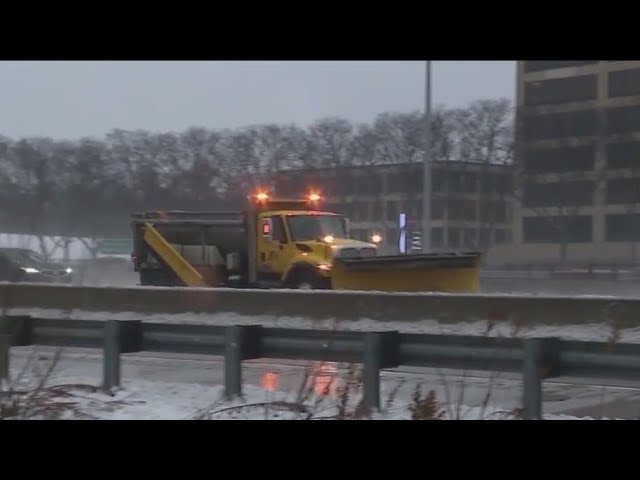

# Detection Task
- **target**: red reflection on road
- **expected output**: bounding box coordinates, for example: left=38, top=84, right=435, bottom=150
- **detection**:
left=310, top=362, right=338, bottom=395
left=260, top=362, right=339, bottom=396
left=261, top=372, right=279, bottom=392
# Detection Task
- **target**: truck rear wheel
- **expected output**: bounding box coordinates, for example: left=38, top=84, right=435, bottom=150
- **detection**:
left=139, top=270, right=181, bottom=287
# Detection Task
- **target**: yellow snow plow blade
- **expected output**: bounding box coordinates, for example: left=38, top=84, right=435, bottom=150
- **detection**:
left=330, top=252, right=481, bottom=293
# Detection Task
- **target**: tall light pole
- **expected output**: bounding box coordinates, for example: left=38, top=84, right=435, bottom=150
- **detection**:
left=422, top=61, right=432, bottom=253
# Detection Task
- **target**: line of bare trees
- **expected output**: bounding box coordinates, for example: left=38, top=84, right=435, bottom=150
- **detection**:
left=0, top=99, right=514, bottom=239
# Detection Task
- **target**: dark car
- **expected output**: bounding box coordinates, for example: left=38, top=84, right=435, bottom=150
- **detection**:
left=0, top=248, right=74, bottom=283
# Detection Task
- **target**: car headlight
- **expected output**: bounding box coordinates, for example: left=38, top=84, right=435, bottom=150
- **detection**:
left=21, top=267, right=39, bottom=274
left=65, top=267, right=73, bottom=274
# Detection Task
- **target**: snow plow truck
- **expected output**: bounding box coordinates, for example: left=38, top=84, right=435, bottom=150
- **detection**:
left=130, top=191, right=482, bottom=293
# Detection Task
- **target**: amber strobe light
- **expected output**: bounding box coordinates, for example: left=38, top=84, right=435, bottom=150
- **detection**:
left=308, top=192, right=321, bottom=202
left=254, top=191, right=269, bottom=203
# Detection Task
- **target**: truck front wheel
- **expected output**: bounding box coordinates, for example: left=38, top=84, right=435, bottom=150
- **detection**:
left=288, top=268, right=322, bottom=290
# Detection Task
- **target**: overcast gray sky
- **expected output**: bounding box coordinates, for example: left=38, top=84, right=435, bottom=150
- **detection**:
left=0, top=61, right=516, bottom=140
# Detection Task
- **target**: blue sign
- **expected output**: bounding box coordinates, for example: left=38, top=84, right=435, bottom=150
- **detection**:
left=398, top=212, right=407, bottom=253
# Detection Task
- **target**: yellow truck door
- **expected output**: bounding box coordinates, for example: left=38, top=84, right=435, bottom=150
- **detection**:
left=257, top=214, right=295, bottom=282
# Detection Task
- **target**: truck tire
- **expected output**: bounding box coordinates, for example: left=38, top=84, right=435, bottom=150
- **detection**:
left=139, top=270, right=181, bottom=287
left=288, top=268, right=322, bottom=290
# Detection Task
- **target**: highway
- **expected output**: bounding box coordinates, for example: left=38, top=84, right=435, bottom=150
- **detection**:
left=9, top=346, right=640, bottom=419
left=71, top=258, right=640, bottom=298
left=6, top=258, right=640, bottom=419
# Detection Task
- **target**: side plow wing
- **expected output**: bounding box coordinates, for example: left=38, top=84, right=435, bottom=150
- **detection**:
left=330, top=252, right=482, bottom=293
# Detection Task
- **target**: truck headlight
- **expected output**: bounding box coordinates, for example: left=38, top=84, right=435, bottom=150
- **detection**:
left=21, top=267, right=39, bottom=274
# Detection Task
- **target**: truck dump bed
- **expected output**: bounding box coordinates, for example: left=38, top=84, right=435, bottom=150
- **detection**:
left=131, top=209, right=256, bottom=288
left=131, top=210, right=249, bottom=249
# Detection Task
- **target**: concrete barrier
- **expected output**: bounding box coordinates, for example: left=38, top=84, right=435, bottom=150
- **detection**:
left=1, top=282, right=640, bottom=327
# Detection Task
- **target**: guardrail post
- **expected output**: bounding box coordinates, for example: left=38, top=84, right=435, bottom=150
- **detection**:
left=1, top=315, right=32, bottom=346
left=102, top=320, right=142, bottom=392
left=224, top=325, right=262, bottom=400
left=522, top=337, right=560, bottom=420
left=363, top=331, right=400, bottom=414
left=103, top=320, right=121, bottom=391
left=0, top=315, right=33, bottom=384
left=0, top=335, right=9, bottom=381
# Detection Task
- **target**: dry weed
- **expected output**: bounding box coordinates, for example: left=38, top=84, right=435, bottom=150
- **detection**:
left=408, top=384, right=446, bottom=420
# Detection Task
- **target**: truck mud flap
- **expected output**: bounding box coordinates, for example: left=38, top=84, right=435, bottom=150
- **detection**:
left=330, top=252, right=482, bottom=293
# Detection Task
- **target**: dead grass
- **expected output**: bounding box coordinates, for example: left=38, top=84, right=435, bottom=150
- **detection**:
left=0, top=346, right=129, bottom=420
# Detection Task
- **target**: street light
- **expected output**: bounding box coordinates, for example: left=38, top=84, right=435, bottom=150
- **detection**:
left=422, top=61, right=432, bottom=254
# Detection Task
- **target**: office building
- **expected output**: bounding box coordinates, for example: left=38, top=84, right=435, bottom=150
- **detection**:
left=494, top=61, right=640, bottom=265
left=274, top=161, right=513, bottom=255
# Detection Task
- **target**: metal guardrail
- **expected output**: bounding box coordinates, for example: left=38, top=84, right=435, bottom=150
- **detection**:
left=2, top=315, right=640, bottom=420
left=2, top=282, right=640, bottom=326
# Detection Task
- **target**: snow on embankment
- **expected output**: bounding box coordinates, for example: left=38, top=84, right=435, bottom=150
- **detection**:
left=0, top=377, right=609, bottom=420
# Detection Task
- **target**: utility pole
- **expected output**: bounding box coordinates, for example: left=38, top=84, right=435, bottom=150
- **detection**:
left=422, top=61, right=432, bottom=253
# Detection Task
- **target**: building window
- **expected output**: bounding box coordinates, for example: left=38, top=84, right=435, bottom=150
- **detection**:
left=431, top=198, right=444, bottom=220
left=386, top=228, right=399, bottom=246
left=524, top=75, right=597, bottom=106
left=605, top=214, right=640, bottom=242
left=608, top=68, right=640, bottom=98
left=275, top=177, right=299, bottom=197
left=405, top=198, right=444, bottom=220
left=480, top=173, right=513, bottom=195
left=448, top=227, right=461, bottom=248
left=396, top=172, right=413, bottom=195
left=606, top=178, right=640, bottom=205
left=522, top=109, right=597, bottom=141
left=607, top=141, right=640, bottom=169
left=431, top=227, right=443, bottom=247
left=523, top=181, right=594, bottom=208
left=405, top=172, right=418, bottom=194
left=371, top=200, right=383, bottom=221
left=336, top=203, right=353, bottom=218
left=523, top=61, right=598, bottom=73
left=606, top=105, right=640, bottom=135
left=495, top=229, right=511, bottom=244
left=385, top=201, right=396, bottom=222
left=385, top=173, right=402, bottom=194
left=352, top=202, right=370, bottom=222
left=522, top=215, right=592, bottom=243
left=447, top=198, right=476, bottom=221
left=523, top=145, right=595, bottom=174
left=479, top=200, right=507, bottom=223
left=357, top=175, right=382, bottom=195
left=432, top=170, right=445, bottom=193
left=449, top=171, right=477, bottom=194
left=478, top=228, right=491, bottom=248
left=463, top=228, right=477, bottom=249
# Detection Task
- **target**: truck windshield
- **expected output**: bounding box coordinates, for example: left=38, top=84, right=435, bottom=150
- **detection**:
left=287, top=215, right=347, bottom=242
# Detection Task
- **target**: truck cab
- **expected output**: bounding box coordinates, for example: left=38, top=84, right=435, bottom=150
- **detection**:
left=256, top=206, right=377, bottom=289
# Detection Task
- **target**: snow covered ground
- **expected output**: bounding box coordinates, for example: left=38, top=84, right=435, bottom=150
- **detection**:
left=0, top=376, right=604, bottom=420
left=7, top=307, right=640, bottom=343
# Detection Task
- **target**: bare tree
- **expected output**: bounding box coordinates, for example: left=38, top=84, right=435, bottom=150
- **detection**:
left=307, top=117, right=354, bottom=168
